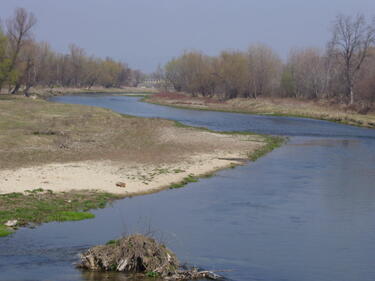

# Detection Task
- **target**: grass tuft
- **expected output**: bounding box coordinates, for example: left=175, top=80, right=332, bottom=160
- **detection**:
left=106, top=239, right=119, bottom=246
left=146, top=271, right=160, bottom=278
left=0, top=225, right=13, bottom=237
left=169, top=174, right=199, bottom=189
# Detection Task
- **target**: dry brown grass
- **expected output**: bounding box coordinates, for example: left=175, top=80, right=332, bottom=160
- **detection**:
left=0, top=95, right=225, bottom=169
left=0, top=95, right=268, bottom=170
left=148, top=93, right=375, bottom=128
left=33, top=86, right=158, bottom=97
left=0, top=86, right=158, bottom=97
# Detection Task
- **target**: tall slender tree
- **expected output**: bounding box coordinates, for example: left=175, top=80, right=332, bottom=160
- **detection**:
left=3, top=8, right=36, bottom=92
left=328, top=14, right=375, bottom=104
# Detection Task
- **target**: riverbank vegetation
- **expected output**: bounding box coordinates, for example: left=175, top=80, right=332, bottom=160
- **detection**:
left=160, top=14, right=375, bottom=112
left=0, top=188, right=121, bottom=237
left=0, top=8, right=145, bottom=97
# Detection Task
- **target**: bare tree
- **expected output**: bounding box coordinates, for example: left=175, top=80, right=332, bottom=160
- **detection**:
left=212, top=51, right=249, bottom=99
left=3, top=8, right=36, bottom=91
left=165, top=58, right=184, bottom=92
left=247, top=44, right=282, bottom=98
left=286, top=48, right=329, bottom=99
left=328, top=14, right=375, bottom=104
left=10, top=39, right=37, bottom=95
left=355, top=47, right=375, bottom=107
left=68, top=44, right=86, bottom=86
left=130, top=69, right=145, bottom=87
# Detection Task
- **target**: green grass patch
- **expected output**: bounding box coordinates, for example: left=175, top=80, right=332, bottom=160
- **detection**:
left=146, top=271, right=160, bottom=278
left=106, top=239, right=119, bottom=246
left=173, top=168, right=185, bottom=173
left=248, top=135, right=285, bottom=161
left=0, top=189, right=121, bottom=237
left=0, top=225, right=13, bottom=237
left=169, top=174, right=199, bottom=189
left=46, top=211, right=95, bottom=222
left=122, top=93, right=152, bottom=97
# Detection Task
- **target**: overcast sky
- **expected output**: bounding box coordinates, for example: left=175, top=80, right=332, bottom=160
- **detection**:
left=1, top=0, right=375, bottom=72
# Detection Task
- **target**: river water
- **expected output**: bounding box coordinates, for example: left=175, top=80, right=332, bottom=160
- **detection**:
left=1, top=95, right=375, bottom=281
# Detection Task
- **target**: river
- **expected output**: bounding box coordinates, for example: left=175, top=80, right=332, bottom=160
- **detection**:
left=1, top=95, right=374, bottom=281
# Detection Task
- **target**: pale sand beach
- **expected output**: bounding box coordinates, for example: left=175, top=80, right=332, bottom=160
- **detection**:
left=0, top=131, right=264, bottom=195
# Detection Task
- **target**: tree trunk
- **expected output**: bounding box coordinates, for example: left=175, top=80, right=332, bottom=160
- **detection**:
left=23, top=84, right=32, bottom=97
left=350, top=87, right=354, bottom=105
left=11, top=83, right=21, bottom=94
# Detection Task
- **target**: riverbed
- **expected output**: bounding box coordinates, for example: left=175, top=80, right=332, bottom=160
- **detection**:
left=1, top=95, right=374, bottom=281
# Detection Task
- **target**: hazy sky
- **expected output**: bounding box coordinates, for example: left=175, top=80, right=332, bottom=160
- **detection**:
left=1, top=0, right=375, bottom=72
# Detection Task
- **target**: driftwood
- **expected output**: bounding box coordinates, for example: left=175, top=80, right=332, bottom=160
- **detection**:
left=78, top=234, right=224, bottom=280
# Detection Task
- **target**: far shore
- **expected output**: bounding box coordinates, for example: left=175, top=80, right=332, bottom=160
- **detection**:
left=145, top=92, right=375, bottom=129
left=0, top=86, right=158, bottom=98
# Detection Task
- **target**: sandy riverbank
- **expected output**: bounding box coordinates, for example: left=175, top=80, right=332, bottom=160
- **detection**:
left=0, top=127, right=266, bottom=195
left=0, top=153, right=246, bottom=195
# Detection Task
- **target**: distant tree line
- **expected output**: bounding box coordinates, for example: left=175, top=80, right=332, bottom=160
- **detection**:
left=163, top=14, right=375, bottom=108
left=0, top=8, right=144, bottom=96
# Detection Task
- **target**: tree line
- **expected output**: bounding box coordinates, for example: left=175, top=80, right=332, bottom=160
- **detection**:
left=0, top=8, right=144, bottom=96
left=163, top=14, right=375, bottom=108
